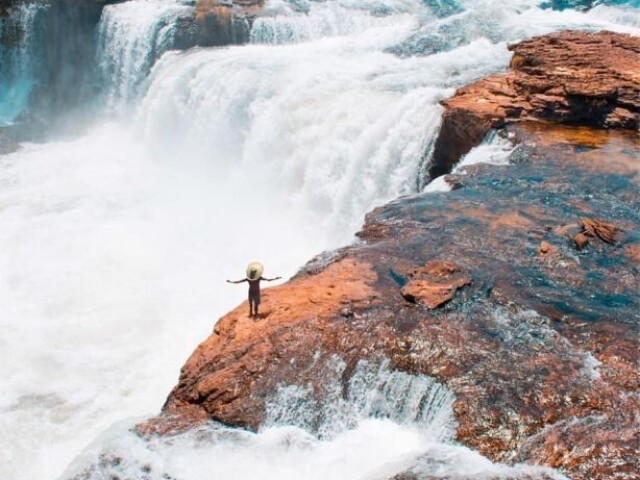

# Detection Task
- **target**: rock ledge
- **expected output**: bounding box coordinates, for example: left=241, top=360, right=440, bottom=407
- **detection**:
left=139, top=31, right=640, bottom=480
left=429, top=30, right=640, bottom=178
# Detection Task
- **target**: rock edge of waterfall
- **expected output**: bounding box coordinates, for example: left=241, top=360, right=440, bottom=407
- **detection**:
left=139, top=31, right=639, bottom=480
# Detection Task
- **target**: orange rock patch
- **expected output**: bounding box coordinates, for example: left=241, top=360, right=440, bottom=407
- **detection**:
left=401, top=260, right=471, bottom=309
left=538, top=241, right=558, bottom=257
left=579, top=217, right=619, bottom=245
left=138, top=257, right=378, bottom=435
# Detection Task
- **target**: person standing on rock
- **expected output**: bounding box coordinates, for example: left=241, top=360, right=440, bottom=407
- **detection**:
left=227, top=262, right=281, bottom=317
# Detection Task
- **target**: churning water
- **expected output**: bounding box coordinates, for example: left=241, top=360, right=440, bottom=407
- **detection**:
left=61, top=360, right=564, bottom=480
left=0, top=0, right=638, bottom=479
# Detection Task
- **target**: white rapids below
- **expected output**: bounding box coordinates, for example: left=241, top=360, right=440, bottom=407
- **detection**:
left=62, top=360, right=565, bottom=480
left=0, top=0, right=638, bottom=479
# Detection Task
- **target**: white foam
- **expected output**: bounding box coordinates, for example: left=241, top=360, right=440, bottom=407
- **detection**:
left=0, top=123, right=323, bottom=480
left=423, top=174, right=453, bottom=192
left=454, top=131, right=515, bottom=171
left=59, top=362, right=566, bottom=480
left=60, top=419, right=567, bottom=480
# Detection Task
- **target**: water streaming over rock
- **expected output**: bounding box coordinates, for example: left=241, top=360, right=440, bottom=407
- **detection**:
left=0, top=2, right=44, bottom=124
left=0, top=0, right=639, bottom=479
left=264, top=359, right=456, bottom=440
left=96, top=0, right=195, bottom=109
left=60, top=361, right=565, bottom=480
left=250, top=0, right=416, bottom=44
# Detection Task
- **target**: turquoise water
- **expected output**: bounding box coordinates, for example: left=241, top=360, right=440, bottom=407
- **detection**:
left=541, top=0, right=640, bottom=9
left=0, top=3, right=43, bottom=125
left=0, top=77, right=34, bottom=125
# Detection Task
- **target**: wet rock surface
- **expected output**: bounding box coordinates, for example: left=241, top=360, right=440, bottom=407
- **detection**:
left=430, top=31, right=640, bottom=178
left=189, top=0, right=263, bottom=47
left=139, top=29, right=639, bottom=480
left=141, top=121, right=639, bottom=480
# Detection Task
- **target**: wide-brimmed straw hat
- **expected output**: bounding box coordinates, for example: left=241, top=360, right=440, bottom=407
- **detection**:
left=246, top=262, right=264, bottom=280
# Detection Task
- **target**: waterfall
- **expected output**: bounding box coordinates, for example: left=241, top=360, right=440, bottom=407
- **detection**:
left=59, top=361, right=565, bottom=480
left=265, top=359, right=455, bottom=441
left=0, top=0, right=198, bottom=124
left=249, top=0, right=417, bottom=44
left=134, top=39, right=452, bottom=238
left=96, top=0, right=195, bottom=109
left=0, top=1, right=639, bottom=479
left=0, top=3, right=44, bottom=125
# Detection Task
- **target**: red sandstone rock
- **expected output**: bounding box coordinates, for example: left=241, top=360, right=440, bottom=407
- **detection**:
left=429, top=31, right=640, bottom=178
left=537, top=241, right=557, bottom=257
left=572, top=218, right=620, bottom=250
left=139, top=32, right=640, bottom=480
left=579, top=217, right=619, bottom=244
left=196, top=0, right=264, bottom=18
left=194, top=0, right=263, bottom=46
left=138, top=257, right=378, bottom=434
left=573, top=232, right=590, bottom=250
left=401, top=261, right=471, bottom=308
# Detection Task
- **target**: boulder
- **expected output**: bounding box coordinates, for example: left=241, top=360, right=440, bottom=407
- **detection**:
left=400, top=261, right=471, bottom=308
left=429, top=31, right=640, bottom=179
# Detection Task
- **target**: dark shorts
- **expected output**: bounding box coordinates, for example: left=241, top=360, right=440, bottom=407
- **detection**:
left=249, top=292, right=261, bottom=305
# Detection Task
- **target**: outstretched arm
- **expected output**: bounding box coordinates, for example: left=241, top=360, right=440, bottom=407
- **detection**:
left=262, top=276, right=282, bottom=282
left=227, top=278, right=248, bottom=284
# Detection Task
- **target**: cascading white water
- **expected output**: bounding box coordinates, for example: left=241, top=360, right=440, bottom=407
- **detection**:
left=423, top=131, right=515, bottom=193
left=0, top=3, right=44, bottom=124
left=60, top=360, right=565, bottom=480
left=0, top=1, right=639, bottom=479
left=135, top=42, right=452, bottom=236
left=96, top=0, right=194, bottom=109
left=250, top=0, right=417, bottom=44
left=264, top=359, right=456, bottom=441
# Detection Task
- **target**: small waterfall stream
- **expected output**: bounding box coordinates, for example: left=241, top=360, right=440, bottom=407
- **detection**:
left=264, top=359, right=456, bottom=441
left=0, top=2, right=44, bottom=125
left=96, top=0, right=194, bottom=109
